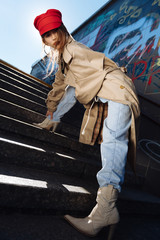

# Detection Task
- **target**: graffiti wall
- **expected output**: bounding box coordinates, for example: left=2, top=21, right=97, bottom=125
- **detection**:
left=72, top=0, right=160, bottom=108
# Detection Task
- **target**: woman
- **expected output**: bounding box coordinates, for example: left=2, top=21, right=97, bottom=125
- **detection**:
left=34, top=9, right=140, bottom=239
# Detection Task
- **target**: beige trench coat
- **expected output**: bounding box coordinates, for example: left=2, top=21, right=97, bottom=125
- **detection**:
left=46, top=36, right=140, bottom=170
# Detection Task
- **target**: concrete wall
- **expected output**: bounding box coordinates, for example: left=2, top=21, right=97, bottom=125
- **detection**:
left=72, top=0, right=160, bottom=194
left=72, top=0, right=160, bottom=123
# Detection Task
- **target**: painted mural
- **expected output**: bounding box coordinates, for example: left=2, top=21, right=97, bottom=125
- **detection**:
left=73, top=0, right=160, bottom=105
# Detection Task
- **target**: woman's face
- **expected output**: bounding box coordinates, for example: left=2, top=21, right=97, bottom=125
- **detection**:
left=43, top=29, right=60, bottom=49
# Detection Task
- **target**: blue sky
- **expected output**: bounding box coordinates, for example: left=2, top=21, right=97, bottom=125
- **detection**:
left=1, top=0, right=108, bottom=74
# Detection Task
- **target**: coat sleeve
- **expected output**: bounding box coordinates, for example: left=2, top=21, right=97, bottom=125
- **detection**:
left=46, top=67, right=68, bottom=112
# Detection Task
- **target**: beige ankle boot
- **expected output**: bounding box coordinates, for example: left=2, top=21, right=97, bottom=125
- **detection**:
left=64, top=185, right=119, bottom=239
left=33, top=118, right=60, bottom=132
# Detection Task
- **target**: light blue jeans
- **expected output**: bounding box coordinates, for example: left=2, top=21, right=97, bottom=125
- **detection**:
left=48, top=86, right=131, bottom=192
left=97, top=100, right=131, bottom=192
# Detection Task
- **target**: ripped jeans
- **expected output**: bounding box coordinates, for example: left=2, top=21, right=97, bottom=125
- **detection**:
left=48, top=86, right=131, bottom=192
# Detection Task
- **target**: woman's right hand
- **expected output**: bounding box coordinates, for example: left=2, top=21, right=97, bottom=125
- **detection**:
left=46, top=110, right=53, bottom=120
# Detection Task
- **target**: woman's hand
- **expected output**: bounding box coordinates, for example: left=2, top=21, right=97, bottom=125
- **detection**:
left=46, top=110, right=53, bottom=120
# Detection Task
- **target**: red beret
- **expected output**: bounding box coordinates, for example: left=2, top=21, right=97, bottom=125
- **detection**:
left=34, top=9, right=62, bottom=36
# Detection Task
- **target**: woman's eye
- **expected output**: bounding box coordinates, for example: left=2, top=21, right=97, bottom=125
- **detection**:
left=45, top=33, right=51, bottom=38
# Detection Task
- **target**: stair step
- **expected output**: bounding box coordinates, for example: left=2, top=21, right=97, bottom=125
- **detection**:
left=0, top=134, right=145, bottom=188
left=0, top=137, right=101, bottom=179
left=0, top=98, right=82, bottom=139
left=0, top=114, right=149, bottom=188
left=0, top=98, right=45, bottom=124
left=1, top=89, right=46, bottom=114
left=0, top=79, right=46, bottom=105
left=0, top=212, right=159, bottom=240
left=0, top=62, right=51, bottom=92
left=0, top=163, right=159, bottom=216
left=1, top=70, right=48, bottom=97
left=0, top=163, right=97, bottom=212
left=0, top=114, right=100, bottom=158
left=0, top=213, right=102, bottom=240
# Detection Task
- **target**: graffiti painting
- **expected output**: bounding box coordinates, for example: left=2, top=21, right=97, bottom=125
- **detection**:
left=73, top=0, right=160, bottom=105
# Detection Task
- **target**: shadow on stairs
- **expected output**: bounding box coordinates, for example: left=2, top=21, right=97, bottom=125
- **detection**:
left=0, top=59, right=160, bottom=240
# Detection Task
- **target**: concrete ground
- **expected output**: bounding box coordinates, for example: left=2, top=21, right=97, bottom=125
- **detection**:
left=0, top=210, right=159, bottom=240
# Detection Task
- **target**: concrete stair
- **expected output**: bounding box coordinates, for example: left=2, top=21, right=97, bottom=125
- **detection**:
left=0, top=209, right=160, bottom=240
left=0, top=162, right=160, bottom=216
left=0, top=59, right=160, bottom=239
